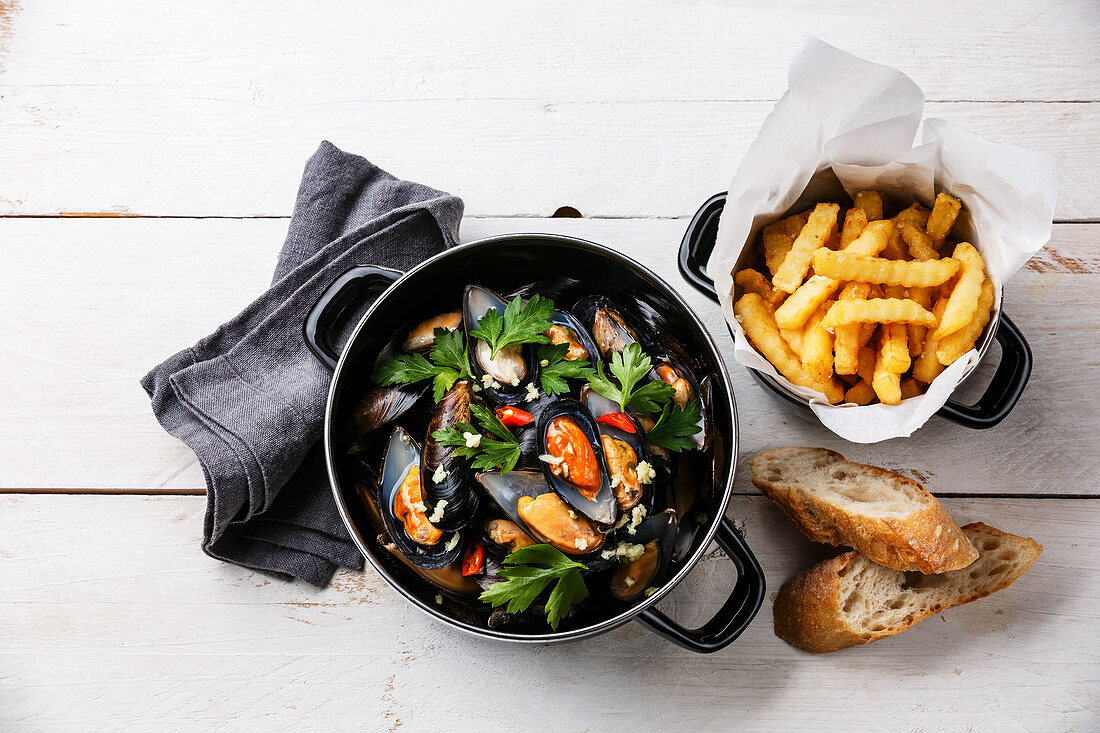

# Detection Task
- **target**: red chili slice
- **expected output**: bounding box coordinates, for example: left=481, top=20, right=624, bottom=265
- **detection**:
left=461, top=540, right=485, bottom=576
left=597, top=412, right=636, bottom=433
left=495, top=406, right=534, bottom=427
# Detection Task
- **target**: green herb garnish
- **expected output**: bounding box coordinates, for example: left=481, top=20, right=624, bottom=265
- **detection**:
left=373, top=328, right=474, bottom=402
left=431, top=403, right=523, bottom=473
left=478, top=544, right=588, bottom=630
left=538, top=342, right=597, bottom=397
left=468, top=294, right=555, bottom=358
left=645, top=399, right=703, bottom=452
left=586, top=342, right=675, bottom=413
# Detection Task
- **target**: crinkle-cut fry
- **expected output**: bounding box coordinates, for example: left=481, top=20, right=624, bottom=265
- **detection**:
left=907, top=286, right=933, bottom=357
left=872, top=340, right=903, bottom=405
left=763, top=212, right=809, bottom=277
left=856, top=345, right=876, bottom=384
left=857, top=322, right=877, bottom=348
left=933, top=242, right=987, bottom=339
left=913, top=298, right=950, bottom=383
left=937, top=278, right=995, bottom=366
left=854, top=190, right=883, bottom=221
left=812, top=250, right=960, bottom=288
left=823, top=298, right=938, bottom=328
left=880, top=323, right=911, bottom=373
left=844, top=379, right=876, bottom=405
left=734, top=293, right=843, bottom=404
left=900, top=378, right=922, bottom=400
left=734, top=268, right=786, bottom=309
left=927, top=193, right=962, bottom=244
left=772, top=203, right=840, bottom=293
left=894, top=203, right=931, bottom=228
left=802, top=302, right=835, bottom=384
left=840, top=208, right=868, bottom=248
left=897, top=220, right=939, bottom=261
left=833, top=282, right=871, bottom=375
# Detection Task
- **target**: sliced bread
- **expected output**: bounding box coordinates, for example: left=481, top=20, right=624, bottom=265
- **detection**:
left=773, top=522, right=1043, bottom=653
left=750, top=447, right=978, bottom=573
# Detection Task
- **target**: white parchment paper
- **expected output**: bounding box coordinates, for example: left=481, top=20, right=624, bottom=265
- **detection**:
left=709, top=37, right=1061, bottom=443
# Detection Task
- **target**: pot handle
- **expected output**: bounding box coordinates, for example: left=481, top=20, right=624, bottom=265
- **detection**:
left=938, top=314, right=1032, bottom=429
left=634, top=516, right=766, bottom=653
left=677, top=192, right=727, bottom=304
left=303, top=265, right=404, bottom=370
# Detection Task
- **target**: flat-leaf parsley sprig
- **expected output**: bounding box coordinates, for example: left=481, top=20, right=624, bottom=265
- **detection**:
left=586, top=342, right=676, bottom=413
left=479, top=544, right=588, bottom=630
left=432, top=403, right=523, bottom=473
left=645, top=399, right=703, bottom=452
left=537, top=342, right=597, bottom=397
left=373, top=327, right=475, bottom=402
left=468, top=294, right=555, bottom=358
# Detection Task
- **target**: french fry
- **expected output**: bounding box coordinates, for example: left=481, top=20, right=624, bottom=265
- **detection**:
left=802, top=302, right=835, bottom=383
left=897, top=220, right=938, bottom=261
left=844, top=379, right=876, bottom=406
left=932, top=242, right=987, bottom=339
left=927, top=193, right=962, bottom=245
left=833, top=282, right=871, bottom=375
left=872, top=339, right=903, bottom=405
left=913, top=298, right=950, bottom=383
left=856, top=346, right=876, bottom=384
left=880, top=323, right=911, bottom=374
left=854, top=190, right=883, bottom=221
left=840, top=208, right=869, bottom=248
left=780, top=325, right=803, bottom=356
left=894, top=203, right=931, bottom=228
left=858, top=322, right=877, bottom=348
left=734, top=293, right=843, bottom=403
left=771, top=203, right=840, bottom=293
left=823, top=298, right=938, bottom=328
left=937, top=278, right=995, bottom=365
left=762, top=212, right=809, bottom=277
left=907, top=286, right=933, bottom=357
left=734, top=268, right=787, bottom=309
left=812, top=250, right=960, bottom=288
left=900, top=378, right=922, bottom=400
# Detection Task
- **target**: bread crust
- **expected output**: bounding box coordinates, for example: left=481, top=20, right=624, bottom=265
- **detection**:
left=750, top=447, right=978, bottom=573
left=773, top=523, right=1043, bottom=653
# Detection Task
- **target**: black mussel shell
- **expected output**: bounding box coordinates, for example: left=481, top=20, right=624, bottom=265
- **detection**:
left=421, top=380, right=479, bottom=531
left=546, top=309, right=602, bottom=366
left=377, top=531, right=481, bottom=598
left=346, top=382, right=430, bottom=456
left=579, top=386, right=654, bottom=514
left=463, top=285, right=538, bottom=402
left=379, top=427, right=464, bottom=569
left=649, top=353, right=710, bottom=451
left=480, top=516, right=538, bottom=559
left=535, top=399, right=617, bottom=526
left=609, top=509, right=678, bottom=602
left=572, top=295, right=642, bottom=359
left=401, top=311, right=463, bottom=352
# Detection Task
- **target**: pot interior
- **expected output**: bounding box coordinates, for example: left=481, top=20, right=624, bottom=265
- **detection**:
left=327, top=235, right=736, bottom=640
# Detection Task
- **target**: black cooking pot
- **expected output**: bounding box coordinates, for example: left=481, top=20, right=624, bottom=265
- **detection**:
left=678, top=193, right=1033, bottom=429
left=304, top=233, right=765, bottom=652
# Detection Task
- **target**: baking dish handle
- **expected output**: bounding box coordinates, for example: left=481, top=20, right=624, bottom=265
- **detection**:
left=304, top=265, right=404, bottom=370
left=677, top=192, right=728, bottom=304
left=634, top=516, right=766, bottom=653
left=939, top=314, right=1032, bottom=429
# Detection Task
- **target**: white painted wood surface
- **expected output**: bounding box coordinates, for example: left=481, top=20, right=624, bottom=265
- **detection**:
left=1, top=1, right=1097, bottom=730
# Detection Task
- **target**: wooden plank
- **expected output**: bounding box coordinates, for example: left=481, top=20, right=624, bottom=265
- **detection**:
left=0, top=217, right=1096, bottom=494
left=0, top=97, right=1093, bottom=219
left=0, top=494, right=1094, bottom=731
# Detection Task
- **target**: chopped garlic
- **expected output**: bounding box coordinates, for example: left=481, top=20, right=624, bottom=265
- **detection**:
left=524, top=382, right=540, bottom=403
left=539, top=453, right=563, bottom=465
left=605, top=541, right=646, bottom=562
left=431, top=465, right=448, bottom=485
left=480, top=373, right=495, bottom=388
left=624, top=577, right=635, bottom=587
left=427, top=499, right=448, bottom=523
left=568, top=510, right=577, bottom=520
left=471, top=383, right=482, bottom=392
left=399, top=432, right=410, bottom=444
left=444, top=532, right=461, bottom=552
left=509, top=376, right=520, bottom=386
left=463, top=431, right=482, bottom=448
left=539, top=359, right=550, bottom=367
left=434, top=594, right=443, bottom=605
left=574, top=538, right=588, bottom=551
left=636, top=460, right=656, bottom=485
left=609, top=475, right=620, bottom=489
left=412, top=501, right=427, bottom=513
left=644, top=587, right=657, bottom=598
left=625, top=505, right=647, bottom=535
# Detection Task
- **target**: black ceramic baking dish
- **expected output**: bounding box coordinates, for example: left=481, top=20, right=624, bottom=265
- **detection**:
left=304, top=233, right=766, bottom=652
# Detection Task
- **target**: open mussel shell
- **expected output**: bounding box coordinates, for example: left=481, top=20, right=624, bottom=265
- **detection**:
left=609, top=509, right=678, bottom=602
left=346, top=382, right=430, bottom=456
left=402, top=311, right=463, bottom=352
left=546, top=309, right=601, bottom=365
left=476, top=470, right=607, bottom=558
left=463, top=285, right=537, bottom=402
left=650, top=353, right=711, bottom=451
left=378, top=427, right=464, bottom=570
left=421, top=380, right=479, bottom=531
left=579, top=386, right=654, bottom=514
left=481, top=516, right=538, bottom=558
left=536, top=399, right=617, bottom=526
left=572, top=295, right=642, bottom=359
left=377, top=531, right=481, bottom=598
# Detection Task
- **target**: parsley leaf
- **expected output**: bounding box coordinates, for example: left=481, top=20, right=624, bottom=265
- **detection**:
left=432, top=404, right=522, bottom=473
left=372, top=327, right=474, bottom=402
left=373, top=352, right=440, bottom=386
left=645, top=399, right=702, bottom=452
left=478, top=544, right=588, bottom=630
left=538, top=342, right=597, bottom=396
left=586, top=342, right=675, bottom=413
left=468, top=294, right=554, bottom=358
left=429, top=328, right=473, bottom=378
left=431, top=423, right=482, bottom=460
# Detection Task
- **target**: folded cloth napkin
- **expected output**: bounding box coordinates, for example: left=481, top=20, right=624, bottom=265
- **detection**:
left=142, top=141, right=464, bottom=586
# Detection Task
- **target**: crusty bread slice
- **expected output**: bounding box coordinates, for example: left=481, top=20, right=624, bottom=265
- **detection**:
left=773, top=523, right=1043, bottom=653
left=750, top=447, right=978, bottom=573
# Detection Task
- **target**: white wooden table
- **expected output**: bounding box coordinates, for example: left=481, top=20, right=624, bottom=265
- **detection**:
left=2, top=3, right=1098, bottom=730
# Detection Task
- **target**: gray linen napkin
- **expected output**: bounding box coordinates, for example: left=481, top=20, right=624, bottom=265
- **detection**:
left=141, top=141, right=463, bottom=585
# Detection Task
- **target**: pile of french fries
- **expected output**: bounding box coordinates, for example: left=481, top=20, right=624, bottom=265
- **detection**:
left=733, top=191, right=994, bottom=406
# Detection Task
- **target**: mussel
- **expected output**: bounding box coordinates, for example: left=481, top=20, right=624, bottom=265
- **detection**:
left=573, top=296, right=641, bottom=358
left=649, top=354, right=711, bottom=451
left=346, top=382, right=429, bottom=456
left=608, top=509, right=678, bottom=602
left=402, top=311, right=463, bottom=352
left=463, top=285, right=537, bottom=401
left=378, top=427, right=464, bottom=569
left=545, top=309, right=600, bottom=364
left=536, top=400, right=617, bottom=526
left=377, top=532, right=481, bottom=598
left=421, top=380, right=479, bottom=531
left=580, top=386, right=654, bottom=513
left=477, top=470, right=606, bottom=556
left=483, top=517, right=537, bottom=555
